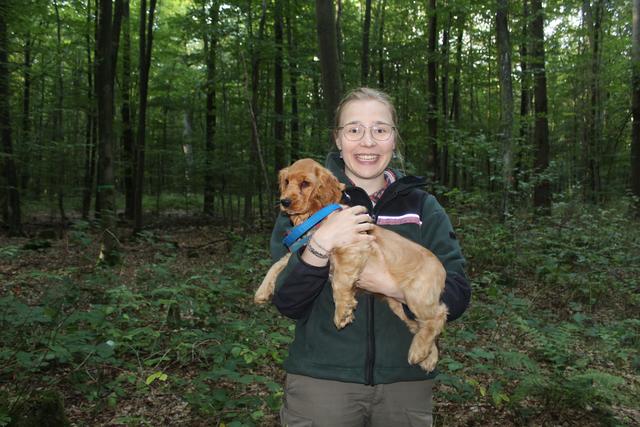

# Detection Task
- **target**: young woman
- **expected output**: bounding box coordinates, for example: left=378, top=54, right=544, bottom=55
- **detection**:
left=268, top=87, right=470, bottom=426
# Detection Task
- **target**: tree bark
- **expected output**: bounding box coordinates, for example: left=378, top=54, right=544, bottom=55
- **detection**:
left=82, top=0, right=95, bottom=219
left=375, top=0, right=386, bottom=88
left=530, top=0, right=551, bottom=211
left=121, top=0, right=134, bottom=219
left=632, top=0, right=640, bottom=210
left=133, top=0, right=157, bottom=232
left=96, top=0, right=119, bottom=263
left=426, top=0, right=438, bottom=177
left=286, top=0, right=300, bottom=161
left=361, top=0, right=372, bottom=86
left=517, top=0, right=531, bottom=192
left=440, top=11, right=451, bottom=185
left=315, top=0, right=343, bottom=135
left=0, top=0, right=23, bottom=235
left=496, top=0, right=514, bottom=219
left=203, top=1, right=219, bottom=215
left=21, top=32, right=32, bottom=191
left=274, top=0, right=285, bottom=173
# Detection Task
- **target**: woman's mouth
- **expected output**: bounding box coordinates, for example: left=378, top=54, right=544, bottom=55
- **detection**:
left=354, top=154, right=380, bottom=162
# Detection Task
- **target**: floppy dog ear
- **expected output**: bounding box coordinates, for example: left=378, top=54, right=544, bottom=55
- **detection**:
left=314, top=165, right=344, bottom=207
left=278, top=167, right=289, bottom=195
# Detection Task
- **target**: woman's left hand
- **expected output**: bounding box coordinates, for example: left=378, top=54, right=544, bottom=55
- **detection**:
left=356, top=242, right=406, bottom=303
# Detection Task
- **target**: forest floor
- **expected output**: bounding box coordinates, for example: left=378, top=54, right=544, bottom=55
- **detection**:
left=1, top=199, right=639, bottom=426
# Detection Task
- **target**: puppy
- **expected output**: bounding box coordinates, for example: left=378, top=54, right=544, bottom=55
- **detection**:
left=255, top=158, right=447, bottom=371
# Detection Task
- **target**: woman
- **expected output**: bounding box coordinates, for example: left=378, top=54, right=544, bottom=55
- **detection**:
left=269, top=87, right=470, bottom=426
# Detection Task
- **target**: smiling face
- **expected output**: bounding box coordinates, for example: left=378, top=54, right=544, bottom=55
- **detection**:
left=335, top=99, right=396, bottom=194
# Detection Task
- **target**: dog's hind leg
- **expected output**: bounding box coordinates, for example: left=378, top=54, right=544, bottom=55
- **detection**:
left=407, top=303, right=448, bottom=369
left=254, top=254, right=291, bottom=304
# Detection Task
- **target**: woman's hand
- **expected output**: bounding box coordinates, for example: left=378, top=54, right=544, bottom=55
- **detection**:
left=356, top=242, right=406, bottom=303
left=301, top=205, right=374, bottom=266
left=312, top=205, right=375, bottom=251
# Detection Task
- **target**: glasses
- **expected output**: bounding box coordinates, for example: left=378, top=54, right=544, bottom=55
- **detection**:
left=337, top=123, right=395, bottom=142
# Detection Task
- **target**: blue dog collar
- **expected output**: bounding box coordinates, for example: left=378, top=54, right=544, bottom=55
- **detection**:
left=282, top=203, right=342, bottom=249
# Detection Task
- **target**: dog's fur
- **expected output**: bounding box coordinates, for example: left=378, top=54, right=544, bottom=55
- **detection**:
left=254, top=158, right=448, bottom=371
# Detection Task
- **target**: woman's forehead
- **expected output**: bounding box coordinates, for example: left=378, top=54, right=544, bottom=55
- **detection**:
left=339, top=99, right=393, bottom=124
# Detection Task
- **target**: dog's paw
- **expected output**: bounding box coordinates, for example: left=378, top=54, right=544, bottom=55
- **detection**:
left=334, top=310, right=355, bottom=329
left=253, top=288, right=271, bottom=304
left=417, top=346, right=439, bottom=372
left=408, top=340, right=431, bottom=365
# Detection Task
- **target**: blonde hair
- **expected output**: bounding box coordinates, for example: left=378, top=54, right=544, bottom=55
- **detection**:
left=334, top=87, right=398, bottom=129
left=333, top=87, right=405, bottom=170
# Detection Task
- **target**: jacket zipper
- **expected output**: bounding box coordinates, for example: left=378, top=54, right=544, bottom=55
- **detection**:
left=365, top=293, right=375, bottom=385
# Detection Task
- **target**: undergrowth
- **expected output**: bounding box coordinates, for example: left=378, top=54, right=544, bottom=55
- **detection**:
left=0, top=196, right=639, bottom=426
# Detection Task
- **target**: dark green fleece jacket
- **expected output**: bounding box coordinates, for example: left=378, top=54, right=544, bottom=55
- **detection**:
left=269, top=152, right=470, bottom=385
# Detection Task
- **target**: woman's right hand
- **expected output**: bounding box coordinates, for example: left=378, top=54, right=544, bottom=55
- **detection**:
left=312, top=205, right=375, bottom=252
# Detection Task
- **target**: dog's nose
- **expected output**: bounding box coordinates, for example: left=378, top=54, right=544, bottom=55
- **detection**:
left=280, top=198, right=292, bottom=208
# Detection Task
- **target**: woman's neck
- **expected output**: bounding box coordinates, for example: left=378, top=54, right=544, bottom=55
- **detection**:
left=347, top=172, right=387, bottom=196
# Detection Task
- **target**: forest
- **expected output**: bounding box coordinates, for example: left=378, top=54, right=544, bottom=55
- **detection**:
left=0, top=0, right=639, bottom=425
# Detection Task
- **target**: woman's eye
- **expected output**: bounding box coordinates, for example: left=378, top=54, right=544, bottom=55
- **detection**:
left=347, top=126, right=360, bottom=134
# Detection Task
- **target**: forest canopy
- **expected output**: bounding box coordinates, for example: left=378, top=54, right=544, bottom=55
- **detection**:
left=0, top=0, right=637, bottom=235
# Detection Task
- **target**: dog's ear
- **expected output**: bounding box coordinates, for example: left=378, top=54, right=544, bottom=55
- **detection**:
left=314, top=165, right=343, bottom=206
left=278, top=167, right=289, bottom=195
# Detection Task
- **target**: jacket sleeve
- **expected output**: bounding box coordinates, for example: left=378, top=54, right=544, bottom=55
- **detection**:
left=420, top=196, right=471, bottom=322
left=268, top=213, right=330, bottom=319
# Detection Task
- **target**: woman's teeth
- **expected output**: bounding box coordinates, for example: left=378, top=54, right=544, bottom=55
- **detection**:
left=355, top=154, right=378, bottom=161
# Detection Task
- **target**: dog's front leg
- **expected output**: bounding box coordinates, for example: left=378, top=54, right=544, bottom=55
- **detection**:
left=254, top=253, right=291, bottom=304
left=330, top=245, right=369, bottom=329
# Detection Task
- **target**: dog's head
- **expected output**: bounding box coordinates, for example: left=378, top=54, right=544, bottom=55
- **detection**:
left=278, top=158, right=345, bottom=226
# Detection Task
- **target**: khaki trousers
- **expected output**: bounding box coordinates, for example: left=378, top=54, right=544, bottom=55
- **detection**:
left=280, top=374, right=433, bottom=427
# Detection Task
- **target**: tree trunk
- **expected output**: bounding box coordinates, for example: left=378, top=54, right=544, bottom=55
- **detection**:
left=274, top=0, right=285, bottom=173
left=203, top=1, right=219, bottom=215
left=450, top=14, right=464, bottom=188
left=286, top=0, right=300, bottom=161
left=0, top=0, right=22, bottom=234
left=315, top=0, right=343, bottom=135
left=82, top=0, right=95, bottom=219
left=426, top=0, right=438, bottom=178
left=53, top=0, right=67, bottom=222
left=530, top=0, right=551, bottom=211
left=361, top=0, right=372, bottom=86
left=584, top=0, right=605, bottom=202
left=133, top=0, right=157, bottom=232
left=244, top=0, right=268, bottom=223
left=21, top=33, right=32, bottom=191
left=375, top=0, right=386, bottom=88
left=440, top=11, right=451, bottom=186
left=496, top=0, right=514, bottom=219
left=121, top=0, right=134, bottom=220
left=96, top=0, right=119, bottom=264
left=632, top=0, right=640, bottom=211
left=517, top=0, right=531, bottom=192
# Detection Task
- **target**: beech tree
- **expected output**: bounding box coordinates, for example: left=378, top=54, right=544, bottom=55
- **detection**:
left=0, top=0, right=22, bottom=235
left=315, top=0, right=342, bottom=135
left=633, top=0, right=640, bottom=212
left=531, top=0, right=551, bottom=211
left=496, top=0, right=514, bottom=219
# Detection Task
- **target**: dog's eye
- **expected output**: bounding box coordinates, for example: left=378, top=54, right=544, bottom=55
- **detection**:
left=284, top=179, right=289, bottom=185
left=300, top=181, right=310, bottom=189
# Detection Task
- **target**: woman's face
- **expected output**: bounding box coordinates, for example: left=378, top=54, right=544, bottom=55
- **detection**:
left=335, top=99, right=396, bottom=190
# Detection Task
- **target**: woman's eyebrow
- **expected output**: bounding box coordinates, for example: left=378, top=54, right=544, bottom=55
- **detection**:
left=342, top=120, right=392, bottom=126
